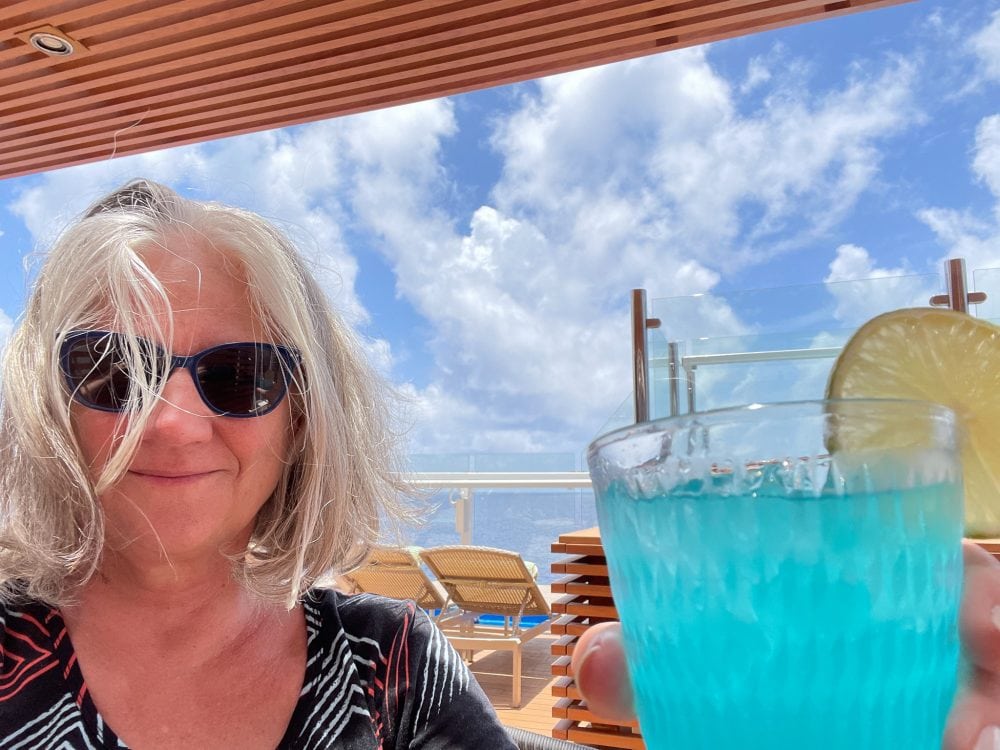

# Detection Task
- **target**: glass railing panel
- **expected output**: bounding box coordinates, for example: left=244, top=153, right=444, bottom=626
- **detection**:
left=407, top=453, right=473, bottom=472
left=648, top=273, right=942, bottom=414
left=972, top=267, right=1000, bottom=323
left=594, top=393, right=636, bottom=439
left=686, top=358, right=839, bottom=412
left=681, top=328, right=855, bottom=357
left=646, top=319, right=690, bottom=422
left=650, top=273, right=940, bottom=342
left=470, top=453, right=578, bottom=472
left=470, top=488, right=597, bottom=584
left=409, top=489, right=463, bottom=548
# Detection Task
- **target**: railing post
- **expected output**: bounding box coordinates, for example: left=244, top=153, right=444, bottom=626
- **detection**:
left=929, top=257, right=987, bottom=312
left=683, top=361, right=696, bottom=414
left=631, top=289, right=661, bottom=423
left=453, top=487, right=474, bottom=545
left=667, top=341, right=680, bottom=417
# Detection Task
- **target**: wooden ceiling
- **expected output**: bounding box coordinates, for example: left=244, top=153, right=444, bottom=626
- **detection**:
left=2, top=0, right=911, bottom=182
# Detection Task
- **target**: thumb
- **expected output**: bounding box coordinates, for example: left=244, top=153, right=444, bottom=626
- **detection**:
left=571, top=622, right=635, bottom=722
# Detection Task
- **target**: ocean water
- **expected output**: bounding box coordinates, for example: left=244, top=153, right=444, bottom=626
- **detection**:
left=597, top=479, right=964, bottom=750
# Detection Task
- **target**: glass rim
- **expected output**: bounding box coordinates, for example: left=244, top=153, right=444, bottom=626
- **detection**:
left=587, top=397, right=959, bottom=457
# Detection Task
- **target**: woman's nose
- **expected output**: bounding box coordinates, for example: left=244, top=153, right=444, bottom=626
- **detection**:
left=144, top=368, right=214, bottom=443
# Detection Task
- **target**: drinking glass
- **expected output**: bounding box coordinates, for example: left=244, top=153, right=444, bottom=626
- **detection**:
left=586, top=399, right=964, bottom=749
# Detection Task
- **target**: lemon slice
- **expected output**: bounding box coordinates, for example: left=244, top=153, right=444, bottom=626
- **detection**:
left=826, top=307, right=1000, bottom=537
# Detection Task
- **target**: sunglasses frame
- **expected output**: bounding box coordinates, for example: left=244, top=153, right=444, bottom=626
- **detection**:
left=59, top=330, right=301, bottom=418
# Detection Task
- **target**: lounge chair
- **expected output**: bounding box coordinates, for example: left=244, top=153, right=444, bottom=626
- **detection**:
left=419, top=545, right=552, bottom=709
left=344, top=546, right=453, bottom=617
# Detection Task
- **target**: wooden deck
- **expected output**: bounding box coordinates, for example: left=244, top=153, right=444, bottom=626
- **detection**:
left=466, top=631, right=564, bottom=738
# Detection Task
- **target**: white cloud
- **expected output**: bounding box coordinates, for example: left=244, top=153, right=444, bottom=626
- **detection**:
left=5, top=127, right=369, bottom=322
left=333, top=84, right=731, bottom=450
left=0, top=309, right=13, bottom=351
left=973, top=113, right=1000, bottom=205
left=969, top=8, right=1000, bottom=83
left=9, top=149, right=209, bottom=248
left=398, top=382, right=568, bottom=455
left=827, top=243, right=893, bottom=281
left=492, top=51, right=917, bottom=271
left=684, top=243, right=939, bottom=414
left=741, top=57, right=773, bottom=95
left=361, top=336, right=395, bottom=378
left=334, top=49, right=920, bottom=452
left=919, top=115, right=1000, bottom=290
left=824, top=243, right=936, bottom=323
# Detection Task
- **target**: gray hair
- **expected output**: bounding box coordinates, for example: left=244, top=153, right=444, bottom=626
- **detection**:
left=0, top=179, right=415, bottom=608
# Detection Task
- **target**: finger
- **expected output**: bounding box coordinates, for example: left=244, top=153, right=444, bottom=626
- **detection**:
left=942, top=543, right=1000, bottom=750
left=960, top=541, right=1000, bottom=676
left=571, top=621, right=635, bottom=722
left=942, top=675, right=1000, bottom=750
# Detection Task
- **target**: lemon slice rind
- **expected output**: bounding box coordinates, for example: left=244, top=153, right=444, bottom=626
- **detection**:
left=825, top=307, right=1000, bottom=537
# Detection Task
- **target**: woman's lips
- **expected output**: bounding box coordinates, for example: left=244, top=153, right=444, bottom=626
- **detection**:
left=128, top=469, right=218, bottom=484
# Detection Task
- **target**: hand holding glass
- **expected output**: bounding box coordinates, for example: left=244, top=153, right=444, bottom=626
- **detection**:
left=587, top=400, right=964, bottom=749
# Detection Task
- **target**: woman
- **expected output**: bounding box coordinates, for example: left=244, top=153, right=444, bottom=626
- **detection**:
left=0, top=180, right=516, bottom=749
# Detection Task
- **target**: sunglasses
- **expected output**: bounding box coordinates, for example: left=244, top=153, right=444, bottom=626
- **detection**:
left=60, top=330, right=301, bottom=418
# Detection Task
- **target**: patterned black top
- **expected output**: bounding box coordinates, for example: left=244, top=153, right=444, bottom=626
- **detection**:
left=0, top=589, right=516, bottom=749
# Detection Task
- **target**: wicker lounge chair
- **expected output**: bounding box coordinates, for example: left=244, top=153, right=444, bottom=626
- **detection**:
left=419, top=545, right=552, bottom=709
left=344, top=546, right=453, bottom=617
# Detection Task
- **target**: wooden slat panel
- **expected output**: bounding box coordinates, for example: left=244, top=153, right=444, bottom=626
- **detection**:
left=5, top=1, right=828, bottom=173
left=0, top=0, right=914, bottom=180
left=2, top=0, right=290, bottom=68
left=551, top=555, right=609, bottom=577
left=568, top=724, right=646, bottom=750
left=551, top=593, right=577, bottom=608
left=0, top=0, right=776, bottom=122
left=556, top=527, right=601, bottom=545
left=550, top=529, right=637, bottom=747
left=551, top=718, right=575, bottom=741
left=550, top=574, right=613, bottom=599
left=551, top=597, right=618, bottom=619
left=550, top=617, right=599, bottom=638
left=3, top=0, right=544, bottom=103
left=552, top=696, right=574, bottom=717
left=551, top=676, right=580, bottom=699
left=550, top=634, right=576, bottom=656
left=554, top=698, right=642, bottom=728
left=974, top=539, right=1000, bottom=561
left=551, top=542, right=606, bottom=556
left=551, top=655, right=572, bottom=676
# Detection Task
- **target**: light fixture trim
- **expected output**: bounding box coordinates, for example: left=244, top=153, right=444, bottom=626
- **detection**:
left=15, top=24, right=89, bottom=58
left=31, top=32, right=73, bottom=56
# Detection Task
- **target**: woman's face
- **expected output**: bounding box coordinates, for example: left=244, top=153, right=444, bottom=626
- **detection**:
left=72, top=237, right=294, bottom=565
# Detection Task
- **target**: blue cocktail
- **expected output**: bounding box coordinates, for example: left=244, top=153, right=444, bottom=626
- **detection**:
left=587, top=400, right=964, bottom=749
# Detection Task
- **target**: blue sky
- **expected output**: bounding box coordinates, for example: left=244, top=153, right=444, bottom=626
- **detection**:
left=0, top=1, right=998, bottom=461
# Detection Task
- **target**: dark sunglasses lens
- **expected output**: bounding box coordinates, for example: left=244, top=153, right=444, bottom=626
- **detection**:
left=196, top=346, right=288, bottom=415
left=63, top=334, right=158, bottom=411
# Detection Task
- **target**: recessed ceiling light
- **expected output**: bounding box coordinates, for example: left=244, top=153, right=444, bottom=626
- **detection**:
left=15, top=25, right=88, bottom=58
left=31, top=32, right=73, bottom=56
